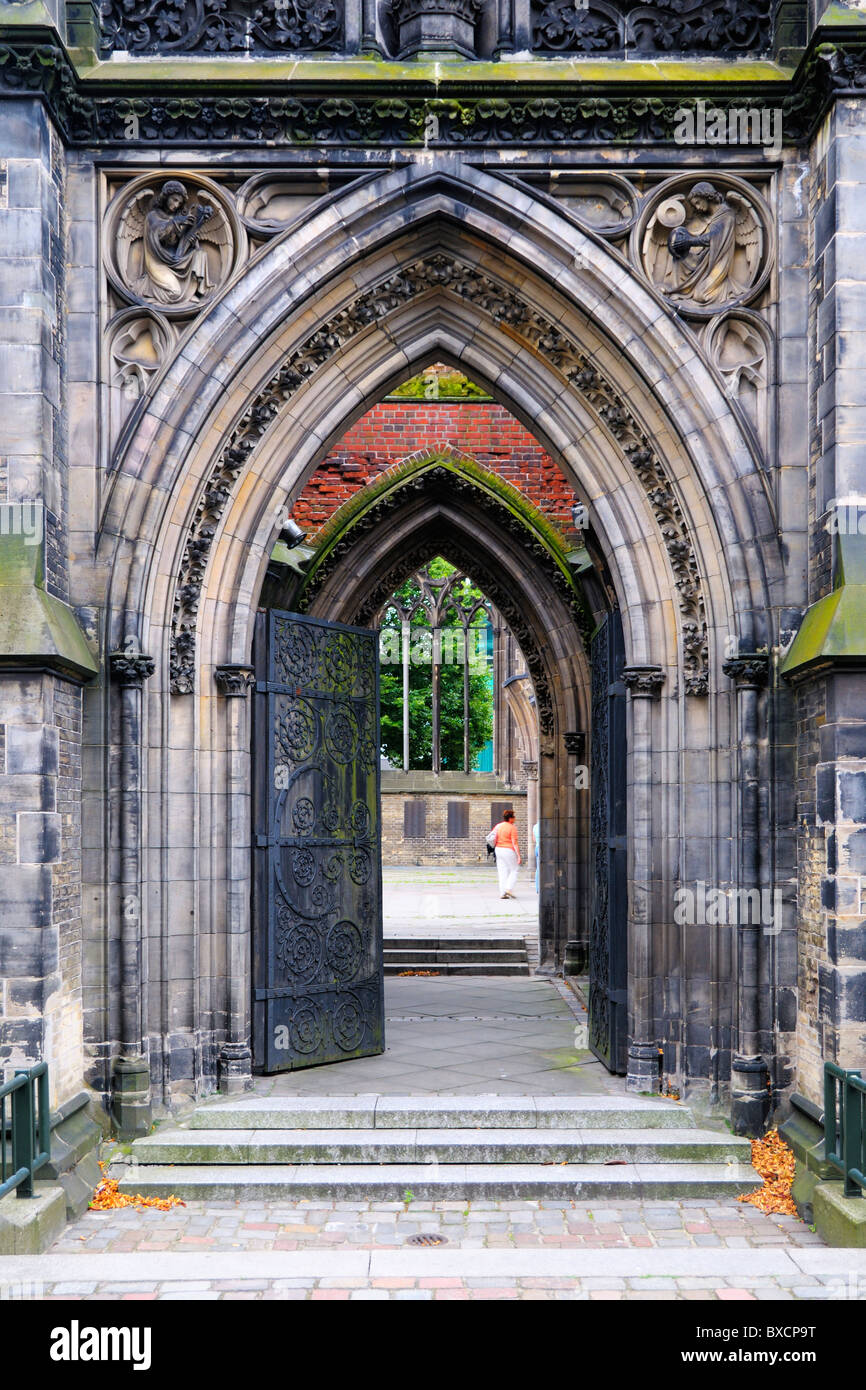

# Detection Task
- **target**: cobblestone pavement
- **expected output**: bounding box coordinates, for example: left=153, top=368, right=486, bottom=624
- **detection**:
left=24, top=1194, right=854, bottom=1299
left=50, top=1196, right=821, bottom=1257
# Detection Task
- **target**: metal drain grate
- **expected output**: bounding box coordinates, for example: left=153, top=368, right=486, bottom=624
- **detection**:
left=406, top=1233, right=449, bottom=1247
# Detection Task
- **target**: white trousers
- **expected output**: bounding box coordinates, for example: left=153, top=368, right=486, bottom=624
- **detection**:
left=495, top=847, right=519, bottom=894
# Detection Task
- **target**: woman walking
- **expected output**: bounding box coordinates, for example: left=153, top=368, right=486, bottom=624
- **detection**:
left=492, top=809, right=521, bottom=899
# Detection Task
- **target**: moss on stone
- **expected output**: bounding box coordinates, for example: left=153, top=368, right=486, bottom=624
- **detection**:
left=0, top=528, right=97, bottom=682
left=73, top=53, right=793, bottom=88
left=781, top=532, right=866, bottom=679
left=290, top=448, right=592, bottom=634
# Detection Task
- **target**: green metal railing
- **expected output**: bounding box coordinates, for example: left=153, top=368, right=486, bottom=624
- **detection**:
left=0, top=1063, right=50, bottom=1199
left=824, top=1062, right=866, bottom=1198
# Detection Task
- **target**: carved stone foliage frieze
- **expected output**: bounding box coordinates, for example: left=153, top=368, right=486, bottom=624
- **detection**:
left=167, top=250, right=709, bottom=697
left=633, top=174, right=773, bottom=318
left=104, top=173, right=245, bottom=317
left=97, top=0, right=771, bottom=58
left=99, top=0, right=345, bottom=57
left=2, top=37, right=864, bottom=148
left=530, top=0, right=773, bottom=55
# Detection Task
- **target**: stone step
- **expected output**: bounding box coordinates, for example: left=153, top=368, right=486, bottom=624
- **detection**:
left=116, top=1162, right=761, bottom=1202
left=126, top=1127, right=752, bottom=1166
left=188, top=1094, right=696, bottom=1131
left=383, top=938, right=529, bottom=952
left=385, top=962, right=531, bottom=976
left=384, top=948, right=529, bottom=964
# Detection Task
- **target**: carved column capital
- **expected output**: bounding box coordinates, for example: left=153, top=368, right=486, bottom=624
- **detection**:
left=109, top=647, right=155, bottom=686
left=521, top=759, right=538, bottom=781
left=563, top=731, right=585, bottom=757
left=214, top=664, right=256, bottom=697
left=722, top=652, right=770, bottom=689
left=622, top=665, right=665, bottom=698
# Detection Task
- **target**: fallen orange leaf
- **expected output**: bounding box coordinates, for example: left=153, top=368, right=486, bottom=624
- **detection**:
left=737, top=1129, right=798, bottom=1217
left=89, top=1160, right=185, bottom=1212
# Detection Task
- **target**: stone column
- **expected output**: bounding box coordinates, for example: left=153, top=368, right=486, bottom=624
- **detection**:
left=215, top=664, right=256, bottom=1094
left=622, top=666, right=665, bottom=1092
left=109, top=645, right=155, bottom=1138
left=723, top=652, right=771, bottom=1135
left=562, top=732, right=585, bottom=976
left=522, top=759, right=538, bottom=848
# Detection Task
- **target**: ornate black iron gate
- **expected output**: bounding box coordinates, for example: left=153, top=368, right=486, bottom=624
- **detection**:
left=588, top=610, right=628, bottom=1074
left=252, top=610, right=384, bottom=1072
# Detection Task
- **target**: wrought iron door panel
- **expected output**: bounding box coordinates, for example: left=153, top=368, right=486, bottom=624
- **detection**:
left=588, top=611, right=628, bottom=1074
left=253, top=611, right=384, bottom=1072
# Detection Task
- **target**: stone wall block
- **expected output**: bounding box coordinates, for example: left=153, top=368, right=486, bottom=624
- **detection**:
left=7, top=725, right=59, bottom=776
left=17, top=811, right=62, bottom=865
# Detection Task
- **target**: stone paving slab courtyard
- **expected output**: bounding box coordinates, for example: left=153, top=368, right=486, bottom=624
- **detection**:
left=248, top=976, right=615, bottom=1097
left=383, top=864, right=538, bottom=936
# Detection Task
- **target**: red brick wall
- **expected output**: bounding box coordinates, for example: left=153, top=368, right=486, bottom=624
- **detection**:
left=294, top=399, right=578, bottom=539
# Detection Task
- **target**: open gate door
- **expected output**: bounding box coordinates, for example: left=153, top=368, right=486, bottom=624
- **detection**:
left=588, top=610, right=628, bottom=1075
left=252, top=610, right=384, bottom=1072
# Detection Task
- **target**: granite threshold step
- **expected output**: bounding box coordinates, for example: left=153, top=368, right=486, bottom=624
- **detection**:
left=116, top=1162, right=761, bottom=1202
left=385, top=964, right=531, bottom=976
left=384, top=949, right=529, bottom=963
left=186, top=1095, right=696, bottom=1131
left=383, top=937, right=530, bottom=950
left=125, top=1127, right=753, bottom=1166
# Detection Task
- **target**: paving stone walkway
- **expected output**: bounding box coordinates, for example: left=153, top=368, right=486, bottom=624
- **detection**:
left=25, top=1192, right=847, bottom=1300
left=383, top=864, right=538, bottom=936
left=249, top=975, right=618, bottom=1097
left=50, top=1196, right=821, bottom=1256
left=8, top=942, right=853, bottom=1303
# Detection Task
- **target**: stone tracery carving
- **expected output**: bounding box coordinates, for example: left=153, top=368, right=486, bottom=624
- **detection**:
left=546, top=175, right=638, bottom=237
left=530, top=0, right=774, bottom=55
left=107, top=309, right=174, bottom=443
left=353, top=536, right=562, bottom=738
left=532, top=0, right=619, bottom=53
left=705, top=311, right=771, bottom=454
left=99, top=0, right=344, bottom=56
left=168, top=251, right=709, bottom=695
left=639, top=178, right=768, bottom=315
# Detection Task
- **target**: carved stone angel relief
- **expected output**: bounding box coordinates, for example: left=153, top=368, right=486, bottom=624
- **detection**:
left=638, top=179, right=770, bottom=316
left=107, top=175, right=241, bottom=315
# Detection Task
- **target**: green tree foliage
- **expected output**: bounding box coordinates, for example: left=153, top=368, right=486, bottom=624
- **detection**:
left=379, top=559, right=494, bottom=770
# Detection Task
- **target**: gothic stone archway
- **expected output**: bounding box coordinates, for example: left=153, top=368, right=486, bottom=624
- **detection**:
left=273, top=450, right=598, bottom=988
left=87, top=160, right=785, bottom=1135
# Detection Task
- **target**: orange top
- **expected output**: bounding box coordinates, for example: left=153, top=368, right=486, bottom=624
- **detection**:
left=494, top=821, right=519, bottom=853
